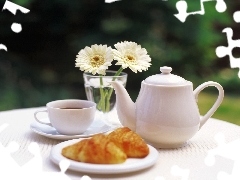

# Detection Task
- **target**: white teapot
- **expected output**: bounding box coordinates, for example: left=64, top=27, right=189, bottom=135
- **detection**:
left=111, top=66, right=224, bottom=148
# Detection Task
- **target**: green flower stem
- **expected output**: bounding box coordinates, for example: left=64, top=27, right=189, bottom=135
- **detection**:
left=112, top=67, right=124, bottom=81
left=98, top=67, right=124, bottom=113
left=99, top=75, right=106, bottom=112
left=104, top=89, right=110, bottom=112
left=105, top=67, right=123, bottom=111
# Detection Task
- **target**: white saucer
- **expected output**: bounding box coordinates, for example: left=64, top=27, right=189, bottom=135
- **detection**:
left=30, top=118, right=112, bottom=140
left=50, top=138, right=159, bottom=174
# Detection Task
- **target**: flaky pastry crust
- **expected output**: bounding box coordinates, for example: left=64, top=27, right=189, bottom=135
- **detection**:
left=62, top=134, right=127, bottom=164
left=107, top=127, right=149, bottom=158
left=61, top=127, right=149, bottom=164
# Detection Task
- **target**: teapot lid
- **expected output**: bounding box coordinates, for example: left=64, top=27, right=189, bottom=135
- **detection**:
left=144, top=66, right=188, bottom=85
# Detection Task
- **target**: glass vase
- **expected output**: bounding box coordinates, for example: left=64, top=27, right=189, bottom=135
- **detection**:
left=83, top=70, right=128, bottom=126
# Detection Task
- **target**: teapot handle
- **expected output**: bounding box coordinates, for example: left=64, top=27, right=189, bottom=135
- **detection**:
left=193, top=81, right=224, bottom=129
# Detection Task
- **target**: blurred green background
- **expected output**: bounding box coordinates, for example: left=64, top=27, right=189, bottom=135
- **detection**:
left=0, top=0, right=240, bottom=125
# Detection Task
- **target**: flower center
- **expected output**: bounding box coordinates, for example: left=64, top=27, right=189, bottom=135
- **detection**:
left=124, top=54, right=136, bottom=64
left=90, top=55, right=104, bottom=67
left=126, top=55, right=135, bottom=61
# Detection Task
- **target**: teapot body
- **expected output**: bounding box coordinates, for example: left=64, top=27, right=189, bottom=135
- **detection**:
left=111, top=66, right=224, bottom=149
left=135, top=81, right=200, bottom=148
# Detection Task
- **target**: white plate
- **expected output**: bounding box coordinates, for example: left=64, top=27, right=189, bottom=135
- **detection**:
left=30, top=118, right=112, bottom=140
left=50, top=138, right=159, bottom=174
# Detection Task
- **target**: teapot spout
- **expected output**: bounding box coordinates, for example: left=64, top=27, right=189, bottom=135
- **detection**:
left=111, top=81, right=136, bottom=131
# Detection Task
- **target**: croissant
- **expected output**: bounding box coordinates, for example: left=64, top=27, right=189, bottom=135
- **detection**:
left=107, top=127, right=149, bottom=158
left=62, top=139, right=88, bottom=161
left=62, top=134, right=127, bottom=164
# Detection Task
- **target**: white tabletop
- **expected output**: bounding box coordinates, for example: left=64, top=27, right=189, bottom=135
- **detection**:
left=0, top=107, right=240, bottom=180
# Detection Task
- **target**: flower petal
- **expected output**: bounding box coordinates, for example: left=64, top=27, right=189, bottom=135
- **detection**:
left=113, top=41, right=151, bottom=73
left=75, top=44, right=114, bottom=75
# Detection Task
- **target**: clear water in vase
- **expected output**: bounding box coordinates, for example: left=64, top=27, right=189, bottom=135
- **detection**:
left=84, top=86, right=116, bottom=112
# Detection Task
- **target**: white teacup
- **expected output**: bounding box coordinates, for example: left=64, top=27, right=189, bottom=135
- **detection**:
left=34, top=99, right=96, bottom=135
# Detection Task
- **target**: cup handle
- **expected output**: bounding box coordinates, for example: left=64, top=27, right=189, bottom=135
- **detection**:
left=193, top=81, right=224, bottom=129
left=34, top=109, right=52, bottom=126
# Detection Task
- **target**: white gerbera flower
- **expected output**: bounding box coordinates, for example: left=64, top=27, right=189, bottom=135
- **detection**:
left=113, top=41, right=151, bottom=73
left=75, top=44, right=113, bottom=75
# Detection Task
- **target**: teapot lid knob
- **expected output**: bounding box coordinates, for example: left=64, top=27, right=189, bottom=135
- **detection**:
left=160, top=66, right=172, bottom=74
left=144, top=66, right=189, bottom=85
